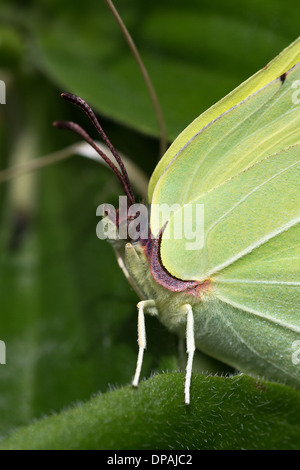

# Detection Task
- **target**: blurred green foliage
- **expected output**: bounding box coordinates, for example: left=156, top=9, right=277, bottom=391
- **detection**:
left=0, top=0, right=299, bottom=449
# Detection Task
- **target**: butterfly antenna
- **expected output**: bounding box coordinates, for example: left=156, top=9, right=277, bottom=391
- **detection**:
left=59, top=93, right=135, bottom=206
left=53, top=119, right=135, bottom=206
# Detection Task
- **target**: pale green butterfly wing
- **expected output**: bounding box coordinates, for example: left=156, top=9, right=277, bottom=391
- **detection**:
left=153, top=62, right=300, bottom=389
left=150, top=62, right=300, bottom=236
left=148, top=36, right=300, bottom=203
left=191, top=217, right=299, bottom=389
left=160, top=145, right=299, bottom=281
left=161, top=146, right=300, bottom=389
left=192, top=286, right=299, bottom=390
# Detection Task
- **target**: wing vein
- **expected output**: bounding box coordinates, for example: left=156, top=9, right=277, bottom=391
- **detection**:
left=205, top=159, right=299, bottom=238
left=215, top=301, right=299, bottom=378
left=206, top=216, right=300, bottom=278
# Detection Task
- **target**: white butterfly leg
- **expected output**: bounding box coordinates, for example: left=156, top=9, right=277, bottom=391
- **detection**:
left=184, top=304, right=196, bottom=405
left=132, top=300, right=156, bottom=388
left=132, top=300, right=195, bottom=404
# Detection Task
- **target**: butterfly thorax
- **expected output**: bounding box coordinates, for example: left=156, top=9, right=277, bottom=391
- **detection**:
left=115, top=238, right=211, bottom=335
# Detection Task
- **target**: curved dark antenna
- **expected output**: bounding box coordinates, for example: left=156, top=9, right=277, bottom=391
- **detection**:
left=53, top=120, right=132, bottom=202
left=60, top=93, right=135, bottom=205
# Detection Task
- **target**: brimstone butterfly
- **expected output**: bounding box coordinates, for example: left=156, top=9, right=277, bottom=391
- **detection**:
left=54, top=37, right=300, bottom=404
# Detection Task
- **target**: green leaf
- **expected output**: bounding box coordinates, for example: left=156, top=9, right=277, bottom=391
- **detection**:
left=2, top=0, right=300, bottom=140
left=1, top=373, right=300, bottom=450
